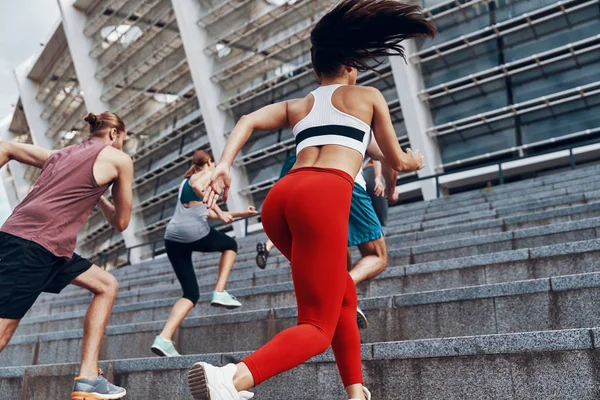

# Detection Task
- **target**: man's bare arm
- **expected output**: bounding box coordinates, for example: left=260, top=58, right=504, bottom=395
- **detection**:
left=0, top=141, right=53, bottom=169
left=99, top=153, right=133, bottom=232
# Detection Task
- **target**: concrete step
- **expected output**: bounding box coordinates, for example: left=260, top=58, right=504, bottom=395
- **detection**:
left=50, top=216, right=600, bottom=307
left=34, top=206, right=600, bottom=310
left=68, top=197, right=600, bottom=294
left=93, top=192, right=600, bottom=287
left=109, top=174, right=600, bottom=280
left=391, top=164, right=600, bottom=214
left=16, top=238, right=600, bottom=340
left=1, top=327, right=599, bottom=399
left=8, top=271, right=600, bottom=368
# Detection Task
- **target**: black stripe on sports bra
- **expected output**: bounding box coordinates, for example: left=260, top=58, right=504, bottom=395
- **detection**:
left=295, top=125, right=366, bottom=147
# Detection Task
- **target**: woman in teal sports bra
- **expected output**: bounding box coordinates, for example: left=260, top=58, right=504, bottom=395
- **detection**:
left=151, top=150, right=257, bottom=357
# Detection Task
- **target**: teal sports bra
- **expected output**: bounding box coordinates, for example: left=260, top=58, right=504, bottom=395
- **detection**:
left=180, top=178, right=202, bottom=204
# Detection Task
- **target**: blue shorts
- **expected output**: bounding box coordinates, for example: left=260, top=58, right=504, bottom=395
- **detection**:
left=348, top=184, right=383, bottom=247
left=277, top=153, right=381, bottom=247
left=279, top=154, right=297, bottom=179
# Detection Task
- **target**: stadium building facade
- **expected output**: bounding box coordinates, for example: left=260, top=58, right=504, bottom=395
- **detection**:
left=1, top=0, right=599, bottom=267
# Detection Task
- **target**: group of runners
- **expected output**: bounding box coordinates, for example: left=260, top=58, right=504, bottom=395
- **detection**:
left=0, top=1, right=435, bottom=399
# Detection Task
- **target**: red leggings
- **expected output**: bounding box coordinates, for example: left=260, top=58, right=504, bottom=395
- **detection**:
left=243, top=167, right=363, bottom=388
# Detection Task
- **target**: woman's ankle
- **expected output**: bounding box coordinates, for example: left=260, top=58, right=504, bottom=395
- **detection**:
left=232, top=362, right=255, bottom=392
left=345, top=384, right=365, bottom=400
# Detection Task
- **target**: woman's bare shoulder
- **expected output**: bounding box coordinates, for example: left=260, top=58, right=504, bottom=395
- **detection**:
left=344, top=85, right=381, bottom=96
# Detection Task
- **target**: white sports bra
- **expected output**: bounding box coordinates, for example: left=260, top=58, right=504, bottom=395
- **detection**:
left=293, top=84, right=371, bottom=158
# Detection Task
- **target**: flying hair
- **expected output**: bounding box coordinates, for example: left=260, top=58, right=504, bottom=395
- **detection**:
left=310, top=0, right=436, bottom=76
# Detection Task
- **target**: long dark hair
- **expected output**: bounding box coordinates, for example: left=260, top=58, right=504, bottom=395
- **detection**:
left=310, top=0, right=436, bottom=76
left=184, top=150, right=214, bottom=178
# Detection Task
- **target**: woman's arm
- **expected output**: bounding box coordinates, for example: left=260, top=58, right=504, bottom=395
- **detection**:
left=372, top=160, right=385, bottom=197
left=208, top=205, right=257, bottom=223
left=228, top=206, right=257, bottom=219
left=219, top=102, right=290, bottom=168
left=366, top=135, right=399, bottom=199
left=207, top=204, right=234, bottom=224
left=203, top=101, right=291, bottom=208
left=369, top=88, right=424, bottom=172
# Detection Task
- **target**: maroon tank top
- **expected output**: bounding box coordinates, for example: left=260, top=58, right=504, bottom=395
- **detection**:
left=1, top=139, right=110, bottom=258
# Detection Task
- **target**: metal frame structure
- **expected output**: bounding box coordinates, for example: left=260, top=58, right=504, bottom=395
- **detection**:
left=440, top=126, right=600, bottom=170
left=35, top=56, right=72, bottom=105
left=411, top=0, right=599, bottom=65
left=88, top=0, right=164, bottom=59
left=420, top=35, right=600, bottom=103
left=218, top=60, right=314, bottom=110
left=112, top=59, right=190, bottom=117
left=95, top=7, right=178, bottom=79
left=197, top=0, right=254, bottom=27
left=83, top=0, right=131, bottom=37
left=100, top=32, right=184, bottom=102
left=428, top=81, right=600, bottom=137
left=211, top=24, right=313, bottom=83
left=423, top=0, right=489, bottom=20
left=127, top=84, right=197, bottom=134
left=204, top=0, right=311, bottom=57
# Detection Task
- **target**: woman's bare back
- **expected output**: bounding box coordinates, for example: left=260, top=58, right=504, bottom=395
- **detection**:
left=286, top=85, right=378, bottom=177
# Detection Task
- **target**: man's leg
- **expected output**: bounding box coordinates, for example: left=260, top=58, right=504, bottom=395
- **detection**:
left=70, top=265, right=119, bottom=379
left=0, top=318, right=20, bottom=351
left=349, top=237, right=388, bottom=286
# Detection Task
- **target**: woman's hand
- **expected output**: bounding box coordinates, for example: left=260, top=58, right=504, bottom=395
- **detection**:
left=406, top=148, right=425, bottom=171
left=220, top=212, right=234, bottom=224
left=374, top=177, right=385, bottom=197
left=246, top=206, right=258, bottom=216
left=204, top=164, right=232, bottom=209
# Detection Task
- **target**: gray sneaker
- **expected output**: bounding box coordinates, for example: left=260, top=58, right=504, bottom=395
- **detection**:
left=151, top=335, right=181, bottom=357
left=72, top=369, right=126, bottom=399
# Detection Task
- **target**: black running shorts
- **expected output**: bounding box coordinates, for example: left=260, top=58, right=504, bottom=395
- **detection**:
left=0, top=232, right=93, bottom=319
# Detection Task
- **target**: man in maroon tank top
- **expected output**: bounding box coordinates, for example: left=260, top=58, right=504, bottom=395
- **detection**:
left=0, top=112, right=133, bottom=399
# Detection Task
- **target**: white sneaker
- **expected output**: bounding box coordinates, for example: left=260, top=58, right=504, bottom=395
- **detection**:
left=188, top=362, right=253, bottom=400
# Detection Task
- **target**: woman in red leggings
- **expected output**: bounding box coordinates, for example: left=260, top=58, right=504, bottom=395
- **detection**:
left=188, top=1, right=434, bottom=399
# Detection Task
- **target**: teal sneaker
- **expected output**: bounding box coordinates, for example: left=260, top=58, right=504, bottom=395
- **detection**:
left=211, top=291, right=242, bottom=309
left=72, top=369, right=126, bottom=399
left=357, top=307, right=369, bottom=329
left=151, top=335, right=181, bottom=357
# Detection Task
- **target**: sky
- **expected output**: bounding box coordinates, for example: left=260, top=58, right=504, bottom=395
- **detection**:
left=0, top=0, right=60, bottom=223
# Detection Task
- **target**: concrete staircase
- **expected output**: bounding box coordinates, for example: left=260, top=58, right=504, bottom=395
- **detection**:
left=4, top=165, right=600, bottom=399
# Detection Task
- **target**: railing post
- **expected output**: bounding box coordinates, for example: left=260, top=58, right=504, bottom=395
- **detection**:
left=569, top=148, right=576, bottom=170
left=435, top=176, right=440, bottom=199
left=498, top=163, right=504, bottom=185
left=245, top=218, right=249, bottom=236
left=152, top=242, right=158, bottom=259
left=179, top=134, right=186, bottom=155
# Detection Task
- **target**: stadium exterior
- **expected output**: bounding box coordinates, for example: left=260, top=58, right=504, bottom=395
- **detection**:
left=1, top=0, right=598, bottom=268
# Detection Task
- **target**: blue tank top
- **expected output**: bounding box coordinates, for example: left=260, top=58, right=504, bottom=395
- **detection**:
left=180, top=178, right=202, bottom=203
